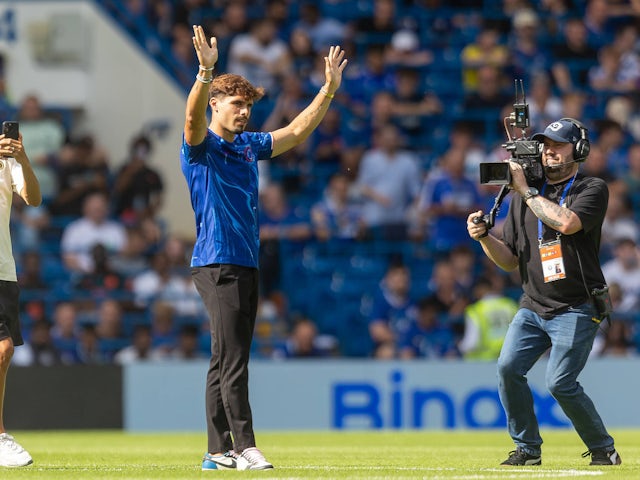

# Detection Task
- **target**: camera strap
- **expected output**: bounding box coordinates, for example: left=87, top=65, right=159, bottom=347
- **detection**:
left=536, top=176, right=575, bottom=283
left=572, top=236, right=611, bottom=325
left=536, top=175, right=576, bottom=241
left=562, top=173, right=611, bottom=325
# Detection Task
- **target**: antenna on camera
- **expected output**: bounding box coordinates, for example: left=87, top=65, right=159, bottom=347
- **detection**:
left=476, top=78, right=543, bottom=233
left=512, top=79, right=529, bottom=132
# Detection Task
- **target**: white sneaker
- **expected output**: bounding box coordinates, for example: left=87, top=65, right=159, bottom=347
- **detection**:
left=236, top=447, right=273, bottom=470
left=202, top=450, right=238, bottom=470
left=0, top=433, right=33, bottom=467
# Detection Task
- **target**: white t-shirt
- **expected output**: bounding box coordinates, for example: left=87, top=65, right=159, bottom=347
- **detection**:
left=602, top=259, right=640, bottom=313
left=0, top=156, right=25, bottom=281
left=131, top=270, right=203, bottom=316
left=60, top=218, right=127, bottom=272
left=227, top=33, right=289, bottom=95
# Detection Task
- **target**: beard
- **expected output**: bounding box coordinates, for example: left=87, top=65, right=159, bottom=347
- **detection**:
left=543, top=161, right=576, bottom=182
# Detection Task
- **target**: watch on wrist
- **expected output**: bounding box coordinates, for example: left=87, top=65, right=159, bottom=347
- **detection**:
left=523, top=187, right=539, bottom=201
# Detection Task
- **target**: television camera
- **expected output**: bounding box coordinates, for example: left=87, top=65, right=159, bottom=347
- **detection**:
left=474, top=79, right=543, bottom=233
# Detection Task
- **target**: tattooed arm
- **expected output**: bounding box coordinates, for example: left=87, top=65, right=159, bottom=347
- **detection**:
left=524, top=195, right=583, bottom=235
left=507, top=160, right=584, bottom=236
left=271, top=46, right=347, bottom=157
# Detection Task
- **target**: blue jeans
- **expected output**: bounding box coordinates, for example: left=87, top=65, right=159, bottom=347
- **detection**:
left=497, top=304, right=614, bottom=456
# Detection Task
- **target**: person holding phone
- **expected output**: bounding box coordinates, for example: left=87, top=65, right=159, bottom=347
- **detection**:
left=0, top=121, right=41, bottom=467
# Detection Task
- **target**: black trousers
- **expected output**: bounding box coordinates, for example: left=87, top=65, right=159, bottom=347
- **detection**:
left=191, top=264, right=259, bottom=454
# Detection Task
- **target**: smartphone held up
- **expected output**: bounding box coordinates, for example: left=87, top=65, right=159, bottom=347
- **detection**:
left=2, top=121, right=19, bottom=140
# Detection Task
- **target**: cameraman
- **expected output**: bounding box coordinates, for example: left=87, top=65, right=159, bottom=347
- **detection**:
left=466, top=119, right=621, bottom=467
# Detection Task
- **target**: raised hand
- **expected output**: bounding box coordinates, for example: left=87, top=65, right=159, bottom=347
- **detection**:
left=192, top=25, right=218, bottom=69
left=323, top=45, right=348, bottom=94
left=0, top=132, right=25, bottom=162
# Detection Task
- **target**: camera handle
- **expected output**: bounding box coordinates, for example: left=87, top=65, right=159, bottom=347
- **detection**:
left=472, top=184, right=511, bottom=237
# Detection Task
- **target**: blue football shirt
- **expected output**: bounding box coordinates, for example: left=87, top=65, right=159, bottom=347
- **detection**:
left=180, top=129, right=273, bottom=268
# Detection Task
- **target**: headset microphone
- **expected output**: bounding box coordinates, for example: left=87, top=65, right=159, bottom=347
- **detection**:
left=544, top=159, right=579, bottom=170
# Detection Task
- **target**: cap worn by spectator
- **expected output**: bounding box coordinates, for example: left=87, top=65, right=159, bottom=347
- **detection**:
left=512, top=9, right=539, bottom=29
left=391, top=30, right=419, bottom=52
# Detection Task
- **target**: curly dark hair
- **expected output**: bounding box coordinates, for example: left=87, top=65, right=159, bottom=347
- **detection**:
left=209, top=73, right=265, bottom=102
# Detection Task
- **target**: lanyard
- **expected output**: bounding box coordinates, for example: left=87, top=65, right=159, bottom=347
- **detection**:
left=537, top=174, right=576, bottom=242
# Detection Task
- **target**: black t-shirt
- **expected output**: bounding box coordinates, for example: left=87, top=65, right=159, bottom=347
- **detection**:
left=113, top=165, right=164, bottom=216
left=51, top=163, right=110, bottom=216
left=501, top=173, right=608, bottom=318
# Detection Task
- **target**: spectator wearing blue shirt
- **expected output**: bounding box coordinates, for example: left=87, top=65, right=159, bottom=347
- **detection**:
left=592, top=119, right=629, bottom=177
left=181, top=25, right=347, bottom=471
left=305, top=107, right=345, bottom=172
left=0, top=55, right=13, bottom=121
left=258, top=182, right=312, bottom=297
left=288, top=27, right=317, bottom=80
left=397, top=296, right=458, bottom=359
left=310, top=172, right=364, bottom=243
left=417, top=148, right=483, bottom=254
left=271, top=317, right=336, bottom=359
left=367, top=262, right=416, bottom=358
left=583, top=0, right=616, bottom=50
left=50, top=302, right=80, bottom=365
left=344, top=44, right=397, bottom=118
left=422, top=258, right=470, bottom=340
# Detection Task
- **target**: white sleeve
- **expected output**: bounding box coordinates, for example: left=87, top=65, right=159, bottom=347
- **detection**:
left=458, top=316, right=480, bottom=354
left=9, top=158, right=25, bottom=195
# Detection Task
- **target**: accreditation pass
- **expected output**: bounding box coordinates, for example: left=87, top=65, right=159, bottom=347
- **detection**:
left=539, top=239, right=566, bottom=283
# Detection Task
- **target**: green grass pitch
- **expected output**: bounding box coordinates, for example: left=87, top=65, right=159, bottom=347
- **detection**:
left=3, top=429, right=639, bottom=479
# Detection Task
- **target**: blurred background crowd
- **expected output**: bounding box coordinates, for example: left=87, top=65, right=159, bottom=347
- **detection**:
left=3, top=0, right=640, bottom=365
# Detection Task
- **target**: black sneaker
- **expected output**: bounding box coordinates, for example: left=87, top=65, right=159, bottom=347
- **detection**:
left=582, top=449, right=622, bottom=465
left=501, top=448, right=541, bottom=466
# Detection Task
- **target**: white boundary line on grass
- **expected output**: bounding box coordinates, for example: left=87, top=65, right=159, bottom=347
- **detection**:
left=271, top=475, right=603, bottom=480
left=432, top=470, right=604, bottom=479
left=477, top=468, right=603, bottom=477
left=287, top=465, right=604, bottom=479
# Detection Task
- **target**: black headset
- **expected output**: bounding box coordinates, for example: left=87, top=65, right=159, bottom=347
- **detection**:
left=560, top=117, right=590, bottom=162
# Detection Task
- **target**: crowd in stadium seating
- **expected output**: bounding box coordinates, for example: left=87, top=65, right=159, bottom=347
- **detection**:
left=5, top=0, right=640, bottom=363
